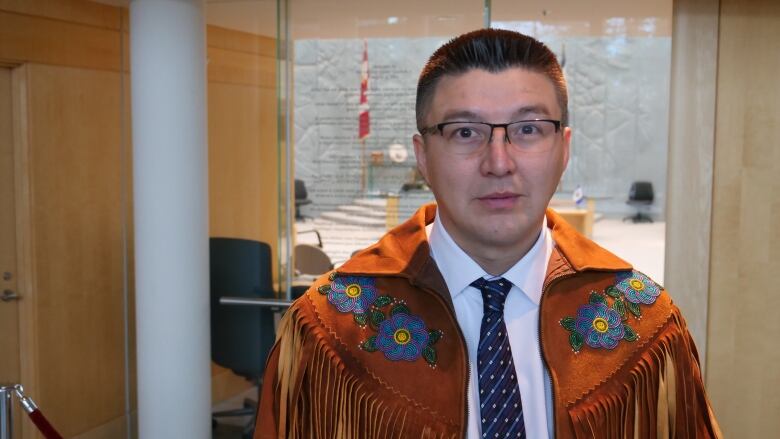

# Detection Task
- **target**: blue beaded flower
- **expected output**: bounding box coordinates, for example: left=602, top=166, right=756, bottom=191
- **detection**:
left=375, top=312, right=430, bottom=361
left=615, top=271, right=660, bottom=305
left=327, top=276, right=377, bottom=313
left=575, top=302, right=625, bottom=350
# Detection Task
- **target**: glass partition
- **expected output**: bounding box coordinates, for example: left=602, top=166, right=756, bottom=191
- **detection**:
left=280, top=0, right=671, bottom=290
left=492, top=0, right=672, bottom=216
left=204, top=0, right=672, bottom=297
left=204, top=0, right=280, bottom=288
left=204, top=0, right=281, bottom=427
left=491, top=0, right=672, bottom=283
left=281, top=0, right=486, bottom=294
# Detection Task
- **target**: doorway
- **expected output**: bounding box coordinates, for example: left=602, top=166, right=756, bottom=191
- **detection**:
left=0, top=65, right=22, bottom=439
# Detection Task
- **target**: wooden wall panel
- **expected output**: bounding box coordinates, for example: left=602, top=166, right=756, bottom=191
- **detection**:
left=11, top=64, right=36, bottom=439
left=207, top=25, right=278, bottom=276
left=207, top=26, right=278, bottom=400
left=208, top=82, right=278, bottom=264
left=207, top=26, right=276, bottom=88
left=207, top=25, right=275, bottom=57
left=207, top=46, right=275, bottom=88
left=664, top=0, right=719, bottom=366
left=0, top=68, right=19, bottom=381
left=0, top=0, right=120, bottom=29
left=0, top=65, right=22, bottom=439
left=0, top=10, right=122, bottom=71
left=706, top=0, right=780, bottom=436
left=17, top=63, right=127, bottom=438
left=70, top=416, right=128, bottom=439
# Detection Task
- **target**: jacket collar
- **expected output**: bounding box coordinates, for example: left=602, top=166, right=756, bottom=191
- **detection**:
left=336, top=203, right=632, bottom=301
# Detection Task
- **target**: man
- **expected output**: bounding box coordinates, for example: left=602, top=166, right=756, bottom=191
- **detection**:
left=256, top=29, right=721, bottom=438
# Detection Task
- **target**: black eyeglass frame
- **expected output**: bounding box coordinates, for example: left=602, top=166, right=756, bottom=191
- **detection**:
left=419, top=119, right=563, bottom=143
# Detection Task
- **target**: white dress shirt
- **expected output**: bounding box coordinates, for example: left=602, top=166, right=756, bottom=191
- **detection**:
left=426, top=211, right=555, bottom=439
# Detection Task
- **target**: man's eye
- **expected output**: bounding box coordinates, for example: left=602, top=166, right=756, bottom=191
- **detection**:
left=520, top=124, right=540, bottom=135
left=455, top=128, right=475, bottom=138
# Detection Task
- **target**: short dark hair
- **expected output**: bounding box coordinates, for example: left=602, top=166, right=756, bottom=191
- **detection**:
left=415, top=28, right=568, bottom=131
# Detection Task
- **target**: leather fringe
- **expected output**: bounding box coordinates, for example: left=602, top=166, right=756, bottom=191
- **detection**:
left=273, top=299, right=455, bottom=439
left=567, top=309, right=722, bottom=439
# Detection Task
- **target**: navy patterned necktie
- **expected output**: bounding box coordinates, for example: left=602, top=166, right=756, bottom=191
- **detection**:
left=471, top=277, right=526, bottom=439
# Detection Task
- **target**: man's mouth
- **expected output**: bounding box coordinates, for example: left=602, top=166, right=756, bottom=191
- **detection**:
left=477, top=192, right=521, bottom=209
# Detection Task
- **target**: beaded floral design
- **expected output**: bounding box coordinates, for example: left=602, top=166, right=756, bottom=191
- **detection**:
left=574, top=302, right=625, bottom=349
left=615, top=271, right=661, bottom=305
left=327, top=275, right=377, bottom=313
left=374, top=313, right=430, bottom=361
left=319, top=273, right=444, bottom=367
left=559, top=269, right=660, bottom=353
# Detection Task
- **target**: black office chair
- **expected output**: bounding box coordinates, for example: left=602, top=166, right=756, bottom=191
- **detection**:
left=210, top=238, right=277, bottom=439
left=294, top=179, right=312, bottom=220
left=624, top=181, right=655, bottom=223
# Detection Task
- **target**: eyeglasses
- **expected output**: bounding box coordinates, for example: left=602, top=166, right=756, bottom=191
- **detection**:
left=419, top=119, right=562, bottom=155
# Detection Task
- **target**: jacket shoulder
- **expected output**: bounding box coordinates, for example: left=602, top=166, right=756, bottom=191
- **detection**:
left=543, top=269, right=674, bottom=404
left=542, top=269, right=720, bottom=437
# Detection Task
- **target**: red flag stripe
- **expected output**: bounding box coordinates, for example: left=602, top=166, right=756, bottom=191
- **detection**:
left=359, top=40, right=370, bottom=140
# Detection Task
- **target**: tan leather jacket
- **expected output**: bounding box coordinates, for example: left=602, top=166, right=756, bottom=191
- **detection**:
left=255, top=204, right=721, bottom=438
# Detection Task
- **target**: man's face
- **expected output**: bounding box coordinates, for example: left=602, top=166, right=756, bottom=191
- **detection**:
left=413, top=67, right=571, bottom=261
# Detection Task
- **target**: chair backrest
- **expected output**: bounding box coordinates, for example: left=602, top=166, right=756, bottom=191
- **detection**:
left=629, top=181, right=654, bottom=202
left=294, top=243, right=333, bottom=276
left=210, top=238, right=276, bottom=379
left=294, top=179, right=308, bottom=201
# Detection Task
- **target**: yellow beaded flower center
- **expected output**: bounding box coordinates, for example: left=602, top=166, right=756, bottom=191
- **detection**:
left=393, top=328, right=411, bottom=345
left=345, top=284, right=362, bottom=298
left=592, top=317, right=609, bottom=333
left=629, top=279, right=645, bottom=291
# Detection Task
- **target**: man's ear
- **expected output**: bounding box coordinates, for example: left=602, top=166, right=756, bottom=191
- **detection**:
left=412, top=133, right=430, bottom=184
left=561, top=126, right=572, bottom=171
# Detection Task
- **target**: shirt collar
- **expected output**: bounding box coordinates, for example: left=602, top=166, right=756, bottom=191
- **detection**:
left=427, top=209, right=552, bottom=306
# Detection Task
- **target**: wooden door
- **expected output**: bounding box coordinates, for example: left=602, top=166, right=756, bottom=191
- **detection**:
left=0, top=66, right=22, bottom=439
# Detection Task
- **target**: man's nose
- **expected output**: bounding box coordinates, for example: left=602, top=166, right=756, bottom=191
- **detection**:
left=481, top=127, right=516, bottom=176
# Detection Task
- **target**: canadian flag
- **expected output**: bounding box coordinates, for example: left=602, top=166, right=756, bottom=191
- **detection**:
left=358, top=40, right=370, bottom=140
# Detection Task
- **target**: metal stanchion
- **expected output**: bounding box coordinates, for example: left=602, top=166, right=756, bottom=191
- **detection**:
left=0, top=384, right=63, bottom=439
left=1, top=385, right=13, bottom=439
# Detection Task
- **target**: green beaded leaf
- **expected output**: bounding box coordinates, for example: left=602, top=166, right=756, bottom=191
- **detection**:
left=317, top=284, right=331, bottom=296
left=353, top=312, right=368, bottom=326
left=569, top=332, right=584, bottom=353
left=422, top=346, right=437, bottom=367
left=560, top=316, right=576, bottom=331
left=627, top=301, right=642, bottom=318
left=589, top=291, right=606, bottom=305
left=623, top=324, right=638, bottom=342
left=390, top=303, right=410, bottom=316
left=361, top=335, right=378, bottom=352
left=328, top=272, right=337, bottom=281
left=612, top=299, right=627, bottom=320
left=374, top=295, right=392, bottom=308
left=605, top=285, right=622, bottom=299
left=428, top=329, right=443, bottom=345
left=369, top=310, right=385, bottom=329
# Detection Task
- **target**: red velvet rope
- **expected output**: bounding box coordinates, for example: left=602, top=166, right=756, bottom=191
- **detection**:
left=27, top=409, right=63, bottom=439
